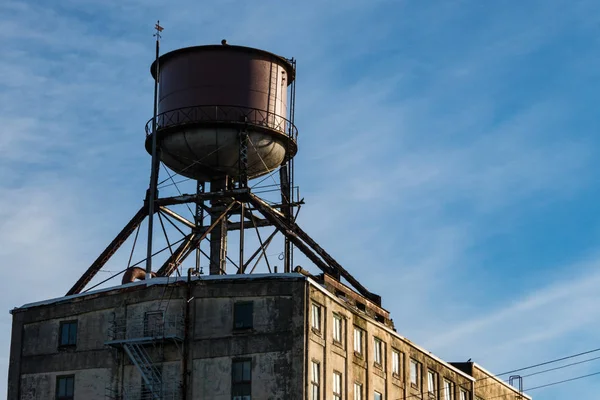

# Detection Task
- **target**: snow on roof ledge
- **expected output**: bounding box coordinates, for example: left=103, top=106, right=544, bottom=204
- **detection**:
left=473, top=362, right=532, bottom=400
left=11, top=272, right=306, bottom=312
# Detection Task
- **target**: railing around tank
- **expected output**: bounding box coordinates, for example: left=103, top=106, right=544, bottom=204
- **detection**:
left=145, top=105, right=298, bottom=141
left=105, top=382, right=182, bottom=400
left=107, top=312, right=184, bottom=342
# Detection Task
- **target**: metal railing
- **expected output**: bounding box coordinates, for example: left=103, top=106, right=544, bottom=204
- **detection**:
left=122, top=342, right=162, bottom=398
left=145, top=104, right=298, bottom=141
left=107, top=313, right=184, bottom=342
left=105, top=382, right=182, bottom=400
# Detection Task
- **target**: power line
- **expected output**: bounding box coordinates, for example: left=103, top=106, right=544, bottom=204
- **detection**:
left=519, top=355, right=600, bottom=378
left=404, top=346, right=600, bottom=400
left=482, top=370, right=600, bottom=400
left=496, top=346, right=600, bottom=376
left=525, top=370, right=600, bottom=392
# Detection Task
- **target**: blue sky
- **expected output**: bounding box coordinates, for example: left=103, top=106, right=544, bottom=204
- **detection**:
left=2, top=0, right=600, bottom=398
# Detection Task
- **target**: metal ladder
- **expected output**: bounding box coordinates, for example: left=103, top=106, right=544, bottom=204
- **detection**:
left=267, top=63, right=279, bottom=127
left=123, top=342, right=163, bottom=399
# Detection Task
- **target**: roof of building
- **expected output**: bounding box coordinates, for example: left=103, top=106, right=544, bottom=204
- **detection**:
left=308, top=275, right=476, bottom=383
left=10, top=272, right=525, bottom=398
left=11, top=272, right=306, bottom=313
left=472, top=362, right=532, bottom=400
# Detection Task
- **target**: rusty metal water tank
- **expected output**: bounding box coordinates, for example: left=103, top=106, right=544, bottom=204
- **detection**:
left=145, top=44, right=298, bottom=182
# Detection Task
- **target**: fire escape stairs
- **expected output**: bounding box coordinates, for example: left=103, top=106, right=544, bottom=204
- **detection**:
left=122, top=342, right=163, bottom=399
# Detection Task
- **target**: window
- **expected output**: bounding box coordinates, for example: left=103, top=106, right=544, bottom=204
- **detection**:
left=356, top=301, right=366, bottom=312
left=311, top=303, right=321, bottom=332
left=354, top=383, right=363, bottom=400
left=333, top=314, right=342, bottom=343
left=427, top=370, right=437, bottom=395
left=144, top=311, right=164, bottom=337
left=409, top=359, right=421, bottom=387
left=392, top=349, right=401, bottom=376
left=459, top=389, right=468, bottom=400
left=354, top=327, right=363, bottom=355
left=58, top=321, right=77, bottom=347
left=444, top=380, right=454, bottom=400
left=374, top=337, right=383, bottom=366
left=234, top=301, right=253, bottom=330
left=333, top=371, right=342, bottom=400
left=56, top=375, right=74, bottom=400
left=232, top=359, right=251, bottom=399
left=374, top=391, right=383, bottom=400
left=311, top=361, right=320, bottom=400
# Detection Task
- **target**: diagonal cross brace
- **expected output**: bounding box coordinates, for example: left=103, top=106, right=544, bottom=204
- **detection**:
left=156, top=202, right=237, bottom=277
left=248, top=193, right=381, bottom=305
left=66, top=206, right=148, bottom=296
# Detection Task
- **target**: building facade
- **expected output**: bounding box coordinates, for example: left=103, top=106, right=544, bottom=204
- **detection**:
left=8, top=272, right=529, bottom=400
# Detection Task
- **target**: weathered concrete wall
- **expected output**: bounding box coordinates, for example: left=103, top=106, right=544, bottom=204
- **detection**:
left=20, top=368, right=109, bottom=400
left=192, top=351, right=292, bottom=399
left=307, top=281, right=474, bottom=400
left=9, top=274, right=524, bottom=400
left=22, top=309, right=113, bottom=356
left=188, top=276, right=306, bottom=400
left=8, top=311, right=24, bottom=399
left=193, top=295, right=293, bottom=338
left=9, top=276, right=307, bottom=400
left=473, top=364, right=529, bottom=400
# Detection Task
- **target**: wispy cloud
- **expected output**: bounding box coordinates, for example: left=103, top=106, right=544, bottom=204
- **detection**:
left=3, top=0, right=600, bottom=398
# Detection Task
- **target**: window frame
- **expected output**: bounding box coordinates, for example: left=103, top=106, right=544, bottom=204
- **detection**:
left=374, top=391, right=383, bottom=400
left=55, top=374, right=75, bottom=400
left=354, top=382, right=363, bottom=400
left=443, top=379, right=454, bottom=400
left=233, top=301, right=254, bottom=330
left=310, top=360, right=320, bottom=400
left=392, top=349, right=402, bottom=377
left=58, top=320, right=77, bottom=348
left=459, top=389, right=468, bottom=400
left=373, top=337, right=383, bottom=367
left=232, top=358, right=252, bottom=399
left=427, top=369, right=437, bottom=395
left=333, top=371, right=342, bottom=400
left=332, top=313, right=343, bottom=344
left=311, top=303, right=322, bottom=333
left=353, top=326, right=364, bottom=356
left=143, top=310, right=164, bottom=337
left=409, top=358, right=421, bottom=388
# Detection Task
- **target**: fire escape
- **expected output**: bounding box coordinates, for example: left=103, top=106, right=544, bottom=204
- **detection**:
left=105, top=309, right=184, bottom=399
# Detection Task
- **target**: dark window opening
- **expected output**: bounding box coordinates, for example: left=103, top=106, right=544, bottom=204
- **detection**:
left=56, top=375, right=74, bottom=400
left=234, top=301, right=253, bottom=330
left=356, top=301, right=366, bottom=312
left=59, top=321, right=77, bottom=347
left=232, top=359, right=252, bottom=400
left=144, top=311, right=164, bottom=337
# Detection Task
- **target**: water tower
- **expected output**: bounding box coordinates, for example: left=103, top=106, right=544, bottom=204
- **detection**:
left=147, top=44, right=297, bottom=182
left=67, top=32, right=380, bottom=305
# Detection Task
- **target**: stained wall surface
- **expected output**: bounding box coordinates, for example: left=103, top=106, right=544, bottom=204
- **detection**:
left=8, top=275, right=306, bottom=400
left=8, top=273, right=528, bottom=400
left=307, top=281, right=475, bottom=400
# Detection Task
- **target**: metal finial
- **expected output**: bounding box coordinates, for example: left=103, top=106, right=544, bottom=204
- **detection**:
left=154, top=20, right=164, bottom=40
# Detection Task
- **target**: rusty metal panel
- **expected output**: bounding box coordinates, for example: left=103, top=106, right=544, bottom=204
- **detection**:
left=147, top=44, right=297, bottom=182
